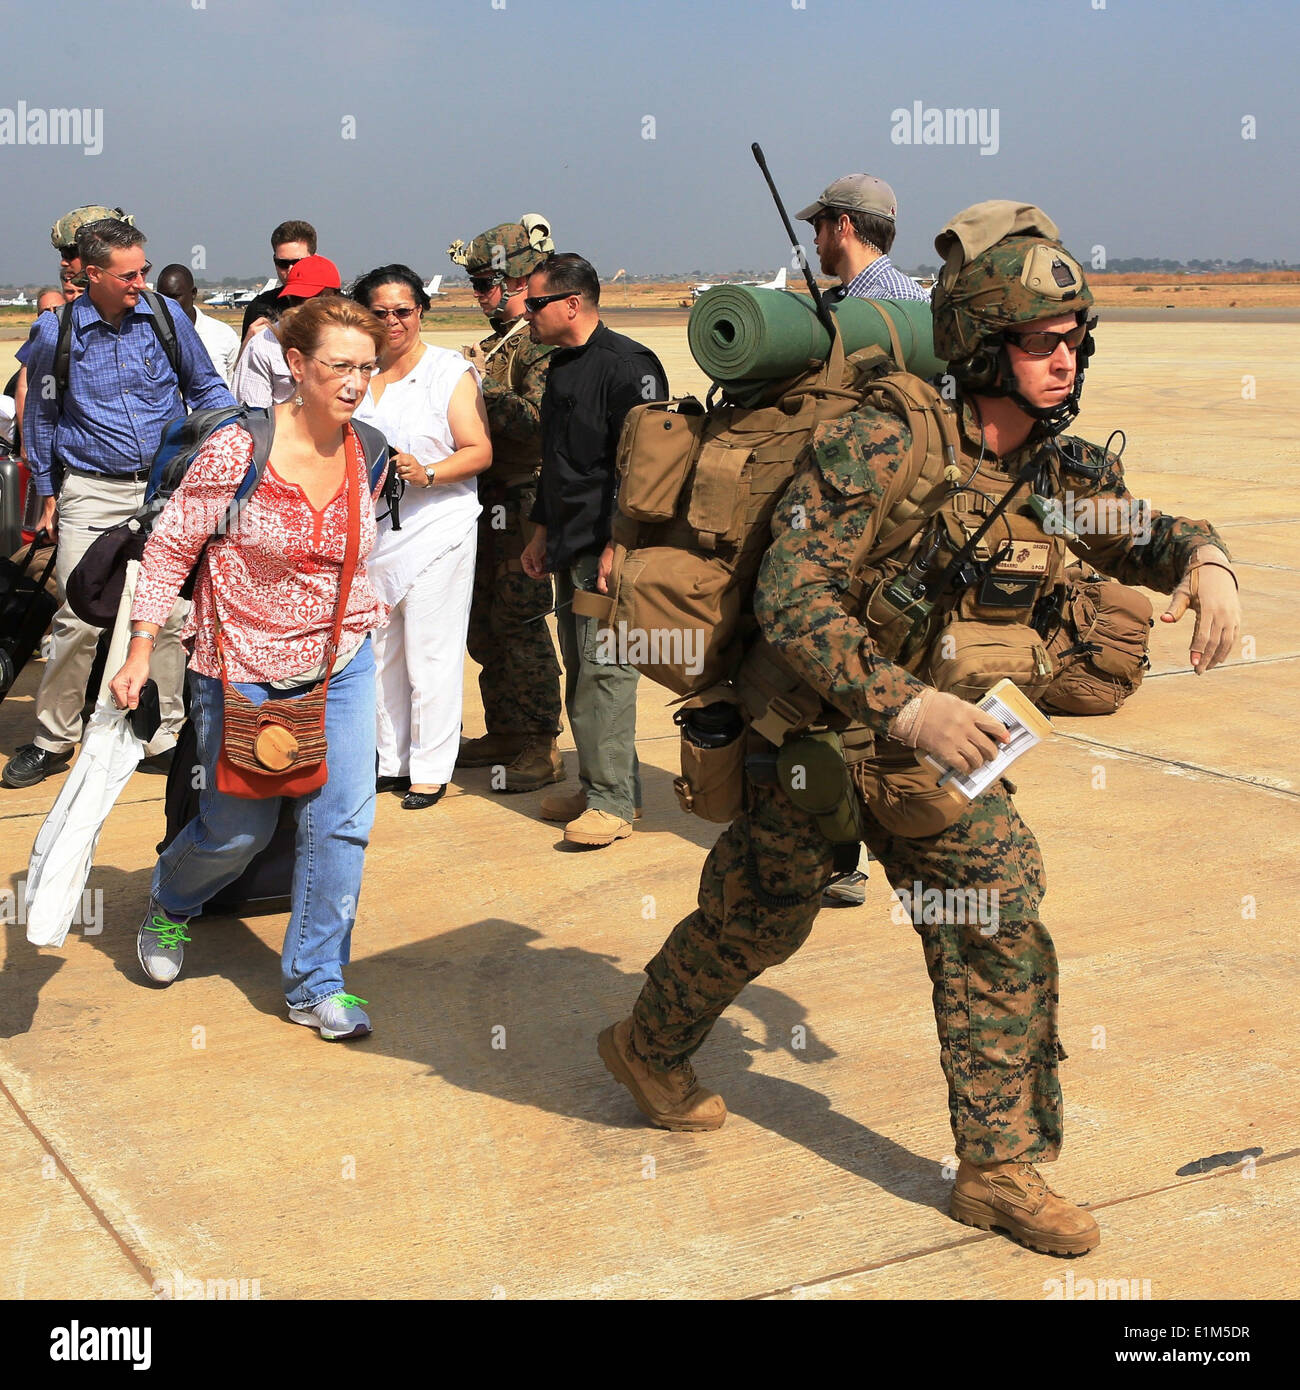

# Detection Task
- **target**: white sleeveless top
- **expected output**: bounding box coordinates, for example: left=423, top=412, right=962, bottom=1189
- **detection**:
left=355, top=344, right=483, bottom=606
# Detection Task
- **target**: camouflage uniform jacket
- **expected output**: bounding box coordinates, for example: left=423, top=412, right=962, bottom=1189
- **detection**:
left=754, top=394, right=1228, bottom=737
left=478, top=324, right=554, bottom=482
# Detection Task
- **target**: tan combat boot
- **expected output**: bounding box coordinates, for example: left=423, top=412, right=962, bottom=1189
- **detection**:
left=564, top=808, right=632, bottom=846
left=598, top=1019, right=727, bottom=1132
left=950, top=1158, right=1100, bottom=1256
left=502, top=739, right=565, bottom=793
left=539, top=787, right=641, bottom=822
left=456, top=732, right=529, bottom=769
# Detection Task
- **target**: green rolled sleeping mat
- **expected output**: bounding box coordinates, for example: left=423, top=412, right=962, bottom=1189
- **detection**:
left=688, top=285, right=944, bottom=390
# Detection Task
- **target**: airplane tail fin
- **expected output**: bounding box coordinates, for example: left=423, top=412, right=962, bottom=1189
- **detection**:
left=423, top=274, right=443, bottom=296
left=771, top=267, right=787, bottom=289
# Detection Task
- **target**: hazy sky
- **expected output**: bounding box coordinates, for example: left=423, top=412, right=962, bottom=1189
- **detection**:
left=1, top=0, right=1295, bottom=286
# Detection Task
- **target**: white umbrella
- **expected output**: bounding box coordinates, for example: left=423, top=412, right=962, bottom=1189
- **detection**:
left=25, top=561, right=148, bottom=948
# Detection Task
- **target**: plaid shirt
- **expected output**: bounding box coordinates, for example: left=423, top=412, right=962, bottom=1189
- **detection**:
left=836, top=255, right=930, bottom=302
left=21, top=292, right=234, bottom=495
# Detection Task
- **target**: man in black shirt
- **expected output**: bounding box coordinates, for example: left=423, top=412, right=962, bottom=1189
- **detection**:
left=239, top=218, right=317, bottom=338
left=522, top=254, right=667, bottom=848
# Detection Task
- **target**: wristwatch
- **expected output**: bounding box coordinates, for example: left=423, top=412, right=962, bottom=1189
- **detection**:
left=423, top=464, right=436, bottom=485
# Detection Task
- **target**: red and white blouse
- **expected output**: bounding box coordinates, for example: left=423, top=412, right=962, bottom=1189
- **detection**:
left=131, top=422, right=389, bottom=682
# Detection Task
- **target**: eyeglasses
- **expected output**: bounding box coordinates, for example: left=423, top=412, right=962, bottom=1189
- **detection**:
left=469, top=275, right=502, bottom=294
left=310, top=356, right=379, bottom=379
left=96, top=263, right=152, bottom=285
left=369, top=305, right=418, bottom=321
left=1007, top=323, right=1089, bottom=356
left=274, top=256, right=304, bottom=272
left=524, top=291, right=574, bottom=314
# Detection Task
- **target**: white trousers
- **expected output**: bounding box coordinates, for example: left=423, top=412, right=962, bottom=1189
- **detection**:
left=372, top=530, right=477, bottom=785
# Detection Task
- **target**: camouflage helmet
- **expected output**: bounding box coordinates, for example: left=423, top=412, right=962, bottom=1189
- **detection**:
left=51, top=205, right=133, bottom=252
left=931, top=200, right=1093, bottom=363
left=447, top=213, right=554, bottom=280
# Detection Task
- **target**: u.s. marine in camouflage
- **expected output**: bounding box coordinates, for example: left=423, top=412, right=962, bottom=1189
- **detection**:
left=450, top=217, right=564, bottom=789
left=600, top=202, right=1242, bottom=1257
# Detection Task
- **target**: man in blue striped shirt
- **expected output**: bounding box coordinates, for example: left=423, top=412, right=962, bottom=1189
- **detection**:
left=797, top=173, right=930, bottom=303
left=3, top=218, right=234, bottom=789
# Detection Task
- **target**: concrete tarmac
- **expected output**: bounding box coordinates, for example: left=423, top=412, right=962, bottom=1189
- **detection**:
left=0, top=322, right=1296, bottom=1300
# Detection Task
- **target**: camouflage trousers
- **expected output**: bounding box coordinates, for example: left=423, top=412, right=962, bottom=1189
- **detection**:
left=630, top=775, right=1063, bottom=1163
left=466, top=476, right=562, bottom=737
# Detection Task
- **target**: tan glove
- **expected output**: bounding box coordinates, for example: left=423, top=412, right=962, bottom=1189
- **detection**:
left=891, top=688, right=1009, bottom=775
left=1160, top=545, right=1241, bottom=674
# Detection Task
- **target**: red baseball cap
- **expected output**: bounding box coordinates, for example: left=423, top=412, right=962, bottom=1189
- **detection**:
left=279, top=254, right=341, bottom=298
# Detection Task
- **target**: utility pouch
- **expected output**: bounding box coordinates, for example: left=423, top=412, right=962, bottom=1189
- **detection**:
left=924, top=619, right=1054, bottom=703
left=850, top=740, right=969, bottom=839
left=776, top=730, right=864, bottom=870
left=672, top=688, right=746, bottom=824
left=1041, top=567, right=1153, bottom=715
left=616, top=398, right=706, bottom=523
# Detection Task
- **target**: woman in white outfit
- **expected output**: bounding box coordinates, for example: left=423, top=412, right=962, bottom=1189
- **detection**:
left=352, top=264, right=491, bottom=809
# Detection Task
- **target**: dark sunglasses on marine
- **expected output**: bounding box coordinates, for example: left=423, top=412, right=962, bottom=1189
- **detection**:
left=1007, top=322, right=1089, bottom=355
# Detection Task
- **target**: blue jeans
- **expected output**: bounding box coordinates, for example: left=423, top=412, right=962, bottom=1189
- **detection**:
left=152, top=639, right=377, bottom=1010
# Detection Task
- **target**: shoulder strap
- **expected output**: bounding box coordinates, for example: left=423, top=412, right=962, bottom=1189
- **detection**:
left=53, top=302, right=75, bottom=407
left=846, top=373, right=960, bottom=587
left=349, top=417, right=390, bottom=491
left=317, top=430, right=365, bottom=696
left=139, top=290, right=182, bottom=381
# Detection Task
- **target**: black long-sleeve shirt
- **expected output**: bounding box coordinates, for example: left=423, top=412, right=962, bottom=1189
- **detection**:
left=530, top=321, right=667, bottom=570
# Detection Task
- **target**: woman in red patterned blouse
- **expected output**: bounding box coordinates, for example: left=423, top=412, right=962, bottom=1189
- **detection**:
left=110, top=297, right=390, bottom=1041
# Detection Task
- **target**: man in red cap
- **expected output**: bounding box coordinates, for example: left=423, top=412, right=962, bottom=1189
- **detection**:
left=230, top=254, right=342, bottom=408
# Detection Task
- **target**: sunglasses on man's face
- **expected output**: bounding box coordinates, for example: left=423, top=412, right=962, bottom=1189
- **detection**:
left=274, top=256, right=304, bottom=272
left=1006, top=323, right=1089, bottom=357
left=469, top=275, right=502, bottom=294
left=524, top=291, right=573, bottom=314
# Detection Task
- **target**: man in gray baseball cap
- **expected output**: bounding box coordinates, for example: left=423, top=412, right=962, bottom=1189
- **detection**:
left=797, top=173, right=929, bottom=303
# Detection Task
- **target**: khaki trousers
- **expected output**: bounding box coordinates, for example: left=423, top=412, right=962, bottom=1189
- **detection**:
left=34, top=472, right=187, bottom=756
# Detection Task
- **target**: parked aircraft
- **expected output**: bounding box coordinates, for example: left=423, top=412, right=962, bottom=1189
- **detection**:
left=0, top=292, right=32, bottom=307
left=423, top=275, right=446, bottom=298
left=690, top=267, right=788, bottom=301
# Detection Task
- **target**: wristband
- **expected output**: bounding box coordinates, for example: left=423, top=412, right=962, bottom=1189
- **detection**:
left=129, top=629, right=157, bottom=644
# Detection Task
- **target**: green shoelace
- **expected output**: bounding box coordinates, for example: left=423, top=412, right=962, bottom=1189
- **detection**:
left=145, top=915, right=191, bottom=949
left=333, top=993, right=369, bottom=1009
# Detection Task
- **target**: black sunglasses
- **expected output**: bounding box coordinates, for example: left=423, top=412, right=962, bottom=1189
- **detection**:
left=524, top=291, right=573, bottom=313
left=274, top=256, right=304, bottom=272
left=469, top=274, right=502, bottom=294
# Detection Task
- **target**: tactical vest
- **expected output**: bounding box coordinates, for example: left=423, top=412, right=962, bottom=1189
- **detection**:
left=481, top=326, right=546, bottom=484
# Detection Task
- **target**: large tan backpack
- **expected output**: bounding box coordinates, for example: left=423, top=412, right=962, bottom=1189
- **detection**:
left=596, top=328, right=960, bottom=703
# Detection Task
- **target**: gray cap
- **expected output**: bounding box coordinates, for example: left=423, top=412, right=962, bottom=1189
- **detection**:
left=796, top=174, right=898, bottom=224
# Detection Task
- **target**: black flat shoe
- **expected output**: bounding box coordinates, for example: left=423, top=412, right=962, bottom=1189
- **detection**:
left=376, top=775, right=411, bottom=794
left=401, top=786, right=446, bottom=810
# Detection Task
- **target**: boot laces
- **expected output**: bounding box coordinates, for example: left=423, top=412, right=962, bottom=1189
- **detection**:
left=145, top=915, right=190, bottom=950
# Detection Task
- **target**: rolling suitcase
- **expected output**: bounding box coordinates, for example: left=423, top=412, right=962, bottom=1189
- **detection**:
left=0, top=533, right=58, bottom=704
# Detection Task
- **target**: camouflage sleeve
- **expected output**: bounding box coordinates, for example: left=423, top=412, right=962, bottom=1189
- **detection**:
left=1058, top=438, right=1230, bottom=592
left=754, top=411, right=931, bottom=736
left=482, top=344, right=550, bottom=445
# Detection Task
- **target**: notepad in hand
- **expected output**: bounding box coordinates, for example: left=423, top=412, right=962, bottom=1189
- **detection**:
left=923, top=678, right=1054, bottom=802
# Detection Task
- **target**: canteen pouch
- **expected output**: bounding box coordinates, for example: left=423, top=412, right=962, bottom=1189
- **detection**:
left=776, top=730, right=864, bottom=870
left=1041, top=570, right=1153, bottom=715
left=672, top=688, right=746, bottom=824
left=924, top=619, right=1053, bottom=703
left=616, top=398, right=706, bottom=523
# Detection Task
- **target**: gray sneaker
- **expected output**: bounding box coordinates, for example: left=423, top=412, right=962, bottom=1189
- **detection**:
left=137, top=902, right=191, bottom=985
left=822, top=868, right=869, bottom=907
left=288, top=993, right=372, bottom=1041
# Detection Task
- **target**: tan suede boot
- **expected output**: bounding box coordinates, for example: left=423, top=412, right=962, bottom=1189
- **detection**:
left=950, top=1158, right=1100, bottom=1256
left=598, top=1019, right=727, bottom=1132
left=539, top=787, right=641, bottom=822
left=564, top=808, right=632, bottom=846
left=502, top=739, right=565, bottom=793
left=456, top=732, right=529, bottom=768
